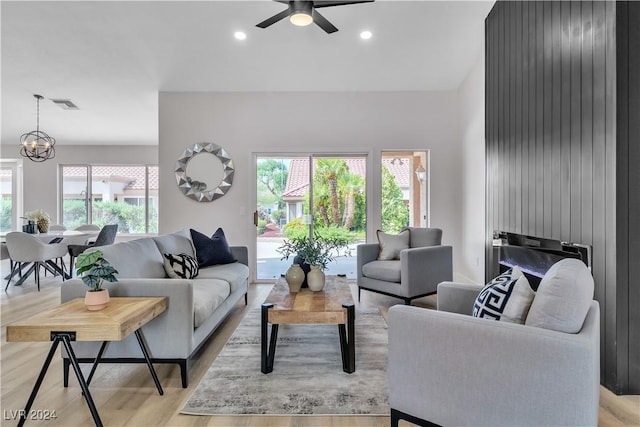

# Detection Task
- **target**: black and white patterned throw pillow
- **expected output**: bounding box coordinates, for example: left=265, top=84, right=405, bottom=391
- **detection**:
left=163, top=253, right=199, bottom=279
left=472, top=266, right=535, bottom=324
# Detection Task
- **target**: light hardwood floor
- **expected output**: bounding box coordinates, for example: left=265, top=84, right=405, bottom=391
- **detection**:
left=1, top=259, right=638, bottom=427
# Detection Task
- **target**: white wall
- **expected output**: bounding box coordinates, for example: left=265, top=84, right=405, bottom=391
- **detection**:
left=159, top=91, right=464, bottom=278
left=457, top=56, right=486, bottom=284
left=0, top=145, right=157, bottom=225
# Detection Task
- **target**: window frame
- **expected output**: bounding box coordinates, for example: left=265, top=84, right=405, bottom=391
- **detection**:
left=59, top=164, right=158, bottom=234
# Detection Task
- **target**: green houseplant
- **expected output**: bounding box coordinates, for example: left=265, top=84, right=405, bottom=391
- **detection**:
left=277, top=232, right=351, bottom=292
left=76, top=250, right=118, bottom=310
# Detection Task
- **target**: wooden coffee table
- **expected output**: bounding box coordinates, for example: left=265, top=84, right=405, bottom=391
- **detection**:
left=6, top=297, right=167, bottom=427
left=261, top=275, right=355, bottom=374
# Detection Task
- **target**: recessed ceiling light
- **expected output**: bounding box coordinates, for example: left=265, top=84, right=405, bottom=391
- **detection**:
left=360, top=30, right=372, bottom=40
left=234, top=31, right=247, bottom=41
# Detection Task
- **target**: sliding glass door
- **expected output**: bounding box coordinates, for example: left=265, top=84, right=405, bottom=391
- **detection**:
left=255, top=155, right=366, bottom=281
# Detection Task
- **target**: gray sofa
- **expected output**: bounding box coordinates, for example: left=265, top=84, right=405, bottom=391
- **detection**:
left=387, top=259, right=600, bottom=427
left=60, top=229, right=249, bottom=387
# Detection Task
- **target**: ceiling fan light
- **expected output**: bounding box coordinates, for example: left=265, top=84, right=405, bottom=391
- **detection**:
left=290, top=12, right=313, bottom=26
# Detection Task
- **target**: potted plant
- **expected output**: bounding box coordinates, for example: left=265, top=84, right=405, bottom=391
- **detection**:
left=277, top=232, right=351, bottom=292
left=75, top=249, right=118, bottom=311
left=21, top=209, right=51, bottom=233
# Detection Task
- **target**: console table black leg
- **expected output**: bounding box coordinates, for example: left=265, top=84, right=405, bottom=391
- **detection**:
left=18, top=338, right=60, bottom=427
left=339, top=303, right=355, bottom=373
left=60, top=334, right=103, bottom=427
left=261, top=303, right=278, bottom=374
left=134, top=330, right=164, bottom=395
left=86, top=341, right=108, bottom=387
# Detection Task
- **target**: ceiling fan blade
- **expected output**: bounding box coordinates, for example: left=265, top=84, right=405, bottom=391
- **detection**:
left=312, top=9, right=338, bottom=33
left=256, top=8, right=292, bottom=28
left=313, top=0, right=375, bottom=9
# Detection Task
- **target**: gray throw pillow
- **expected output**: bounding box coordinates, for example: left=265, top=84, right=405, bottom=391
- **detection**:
left=376, top=229, right=410, bottom=260
left=525, top=258, right=594, bottom=333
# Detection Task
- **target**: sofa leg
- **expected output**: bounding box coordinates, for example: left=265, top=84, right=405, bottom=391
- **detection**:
left=245, top=292, right=248, bottom=305
left=358, top=287, right=361, bottom=302
left=180, top=359, right=189, bottom=388
left=63, top=358, right=70, bottom=387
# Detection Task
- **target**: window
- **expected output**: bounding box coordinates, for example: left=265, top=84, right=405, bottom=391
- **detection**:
left=60, top=165, right=158, bottom=234
left=0, top=160, right=22, bottom=232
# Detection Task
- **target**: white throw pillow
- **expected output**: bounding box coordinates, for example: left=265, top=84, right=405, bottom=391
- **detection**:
left=472, top=266, right=535, bottom=324
left=525, top=258, right=594, bottom=333
left=376, top=229, right=410, bottom=260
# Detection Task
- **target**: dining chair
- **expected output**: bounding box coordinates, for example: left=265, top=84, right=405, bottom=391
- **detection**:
left=67, top=224, right=119, bottom=274
left=5, top=232, right=68, bottom=291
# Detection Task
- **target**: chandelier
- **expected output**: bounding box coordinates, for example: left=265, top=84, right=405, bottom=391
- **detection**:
left=19, top=94, right=56, bottom=162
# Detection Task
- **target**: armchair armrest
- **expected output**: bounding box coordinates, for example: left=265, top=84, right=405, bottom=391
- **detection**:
left=357, top=243, right=380, bottom=279
left=400, top=245, right=453, bottom=296
left=388, top=303, right=600, bottom=427
left=437, top=281, right=483, bottom=314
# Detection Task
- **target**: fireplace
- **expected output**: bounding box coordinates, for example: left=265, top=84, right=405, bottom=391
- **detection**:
left=492, top=231, right=592, bottom=290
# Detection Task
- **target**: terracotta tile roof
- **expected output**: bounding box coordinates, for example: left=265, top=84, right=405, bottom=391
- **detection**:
left=62, top=165, right=158, bottom=190
left=282, top=158, right=410, bottom=200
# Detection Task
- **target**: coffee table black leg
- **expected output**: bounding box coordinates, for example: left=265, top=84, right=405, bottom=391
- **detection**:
left=338, top=303, right=355, bottom=373
left=261, top=303, right=278, bottom=374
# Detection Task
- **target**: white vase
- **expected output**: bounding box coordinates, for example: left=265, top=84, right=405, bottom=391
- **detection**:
left=285, top=264, right=305, bottom=293
left=307, top=265, right=325, bottom=292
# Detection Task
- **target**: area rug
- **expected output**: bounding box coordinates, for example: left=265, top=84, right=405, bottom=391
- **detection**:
left=181, top=308, right=389, bottom=416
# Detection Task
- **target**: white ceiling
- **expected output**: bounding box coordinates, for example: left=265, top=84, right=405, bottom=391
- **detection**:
left=1, top=0, right=494, bottom=147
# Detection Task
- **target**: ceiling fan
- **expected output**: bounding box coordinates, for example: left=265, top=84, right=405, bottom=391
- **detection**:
left=256, top=0, right=375, bottom=34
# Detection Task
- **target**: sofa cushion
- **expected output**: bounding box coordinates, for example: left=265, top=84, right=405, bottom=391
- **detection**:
left=163, top=253, right=199, bottom=279
left=191, top=228, right=236, bottom=267
left=192, top=279, right=231, bottom=328
left=526, top=258, right=594, bottom=333
left=153, top=229, right=195, bottom=259
left=376, top=229, right=410, bottom=260
left=362, top=260, right=401, bottom=283
left=93, top=238, right=166, bottom=278
left=198, top=262, right=250, bottom=293
left=403, top=227, right=442, bottom=248
left=472, top=266, right=535, bottom=324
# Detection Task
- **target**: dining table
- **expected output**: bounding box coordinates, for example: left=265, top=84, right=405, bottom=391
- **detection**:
left=2, top=230, right=100, bottom=284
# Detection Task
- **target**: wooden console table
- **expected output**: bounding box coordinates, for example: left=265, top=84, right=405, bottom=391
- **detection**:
left=6, top=297, right=167, bottom=427
left=261, top=275, right=355, bottom=374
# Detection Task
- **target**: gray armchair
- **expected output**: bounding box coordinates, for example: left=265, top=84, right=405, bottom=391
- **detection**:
left=387, top=268, right=600, bottom=426
left=356, top=227, right=452, bottom=305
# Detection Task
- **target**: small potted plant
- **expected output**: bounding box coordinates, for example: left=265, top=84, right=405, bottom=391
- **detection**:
left=75, top=249, right=118, bottom=311
left=277, top=232, right=351, bottom=292
left=21, top=209, right=51, bottom=233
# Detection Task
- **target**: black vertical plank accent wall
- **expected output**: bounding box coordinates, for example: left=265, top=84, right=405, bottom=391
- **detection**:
left=617, top=1, right=640, bottom=395
left=485, top=1, right=640, bottom=394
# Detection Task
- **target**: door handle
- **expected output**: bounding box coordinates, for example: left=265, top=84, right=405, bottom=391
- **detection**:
left=253, top=211, right=258, bottom=227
